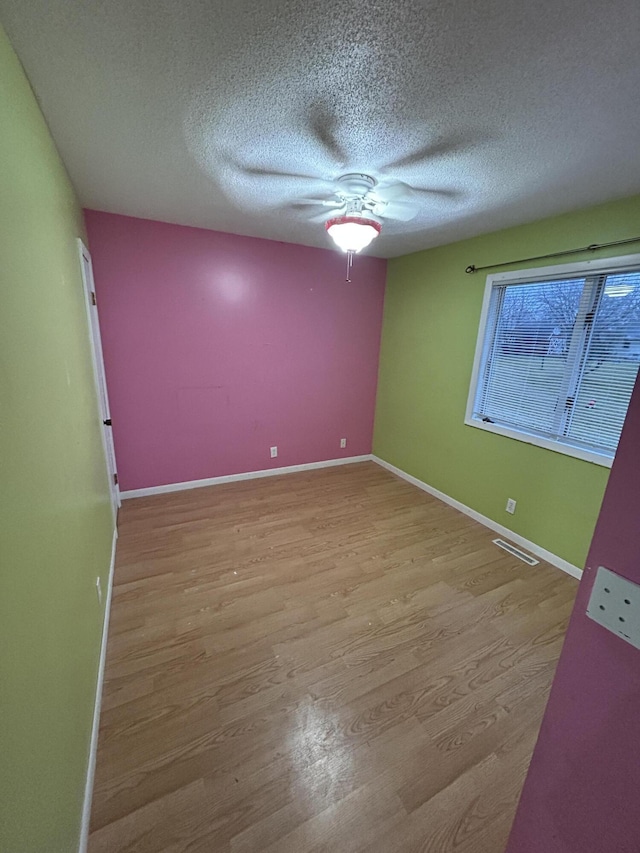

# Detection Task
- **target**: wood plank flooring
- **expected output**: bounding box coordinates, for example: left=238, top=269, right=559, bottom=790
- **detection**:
left=89, top=461, right=577, bottom=853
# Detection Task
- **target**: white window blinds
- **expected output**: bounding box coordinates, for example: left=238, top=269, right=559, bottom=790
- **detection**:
left=471, top=269, right=640, bottom=458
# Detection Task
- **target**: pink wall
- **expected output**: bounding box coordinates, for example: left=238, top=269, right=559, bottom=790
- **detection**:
left=506, top=371, right=640, bottom=852
left=84, top=211, right=386, bottom=491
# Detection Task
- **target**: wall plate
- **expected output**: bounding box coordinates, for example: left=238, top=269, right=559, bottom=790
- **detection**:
left=586, top=566, right=640, bottom=650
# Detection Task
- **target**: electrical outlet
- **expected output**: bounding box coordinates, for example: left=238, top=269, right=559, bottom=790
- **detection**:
left=270, top=446, right=278, bottom=458
left=340, top=438, right=347, bottom=448
left=96, top=576, right=103, bottom=605
left=506, top=498, right=516, bottom=514
left=587, top=566, right=640, bottom=650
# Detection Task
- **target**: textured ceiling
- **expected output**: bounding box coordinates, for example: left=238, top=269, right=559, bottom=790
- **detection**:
left=1, top=0, right=640, bottom=257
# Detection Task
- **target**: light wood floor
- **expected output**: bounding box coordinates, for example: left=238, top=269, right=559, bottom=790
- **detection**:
left=89, top=462, right=577, bottom=853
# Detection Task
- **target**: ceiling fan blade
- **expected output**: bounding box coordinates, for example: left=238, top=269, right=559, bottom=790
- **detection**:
left=287, top=200, right=344, bottom=221
left=237, top=164, right=317, bottom=182
left=370, top=180, right=417, bottom=221
left=373, top=180, right=460, bottom=222
left=382, top=134, right=477, bottom=172
left=226, top=162, right=337, bottom=210
left=291, top=196, right=340, bottom=206
left=308, top=207, right=342, bottom=223
left=308, top=100, right=349, bottom=166
left=409, top=185, right=461, bottom=201
left=376, top=196, right=419, bottom=222
left=241, top=169, right=334, bottom=196
left=230, top=158, right=335, bottom=190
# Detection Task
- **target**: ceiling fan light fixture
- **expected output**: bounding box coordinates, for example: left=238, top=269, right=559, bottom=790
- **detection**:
left=325, top=215, right=381, bottom=253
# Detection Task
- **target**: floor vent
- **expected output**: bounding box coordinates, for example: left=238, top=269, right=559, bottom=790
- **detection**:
left=493, top=538, right=539, bottom=566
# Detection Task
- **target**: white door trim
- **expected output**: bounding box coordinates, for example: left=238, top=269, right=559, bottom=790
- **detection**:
left=78, top=528, right=117, bottom=853
left=77, top=239, right=120, bottom=521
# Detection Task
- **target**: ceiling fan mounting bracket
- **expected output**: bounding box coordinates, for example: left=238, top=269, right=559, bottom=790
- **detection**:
left=336, top=173, right=377, bottom=199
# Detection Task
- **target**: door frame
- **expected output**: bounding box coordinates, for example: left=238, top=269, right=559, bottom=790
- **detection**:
left=77, top=238, right=120, bottom=523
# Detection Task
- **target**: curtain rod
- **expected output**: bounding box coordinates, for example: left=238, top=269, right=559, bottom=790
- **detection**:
left=464, top=235, right=640, bottom=275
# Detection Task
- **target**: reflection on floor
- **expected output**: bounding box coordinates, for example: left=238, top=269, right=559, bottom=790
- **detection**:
left=89, top=461, right=576, bottom=853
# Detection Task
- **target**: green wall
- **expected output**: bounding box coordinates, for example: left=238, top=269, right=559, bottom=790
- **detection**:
left=0, top=25, right=114, bottom=852
left=374, top=194, right=640, bottom=568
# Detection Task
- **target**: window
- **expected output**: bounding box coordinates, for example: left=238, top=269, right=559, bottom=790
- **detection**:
left=466, top=255, right=640, bottom=466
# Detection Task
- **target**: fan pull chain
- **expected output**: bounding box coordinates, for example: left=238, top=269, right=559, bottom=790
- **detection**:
left=346, top=250, right=354, bottom=282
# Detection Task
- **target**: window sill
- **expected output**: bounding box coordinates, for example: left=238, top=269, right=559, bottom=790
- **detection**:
left=464, top=416, right=614, bottom=468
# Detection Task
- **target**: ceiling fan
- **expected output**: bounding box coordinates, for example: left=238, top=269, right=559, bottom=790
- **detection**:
left=226, top=103, right=463, bottom=276
left=232, top=167, right=459, bottom=279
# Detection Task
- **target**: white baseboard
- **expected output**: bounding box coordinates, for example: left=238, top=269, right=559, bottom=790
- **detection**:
left=372, top=456, right=583, bottom=581
left=121, top=455, right=374, bottom=499
left=121, top=453, right=581, bottom=578
left=79, top=526, right=118, bottom=853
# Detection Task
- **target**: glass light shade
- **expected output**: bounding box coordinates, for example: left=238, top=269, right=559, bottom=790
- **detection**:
left=325, top=216, right=381, bottom=253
